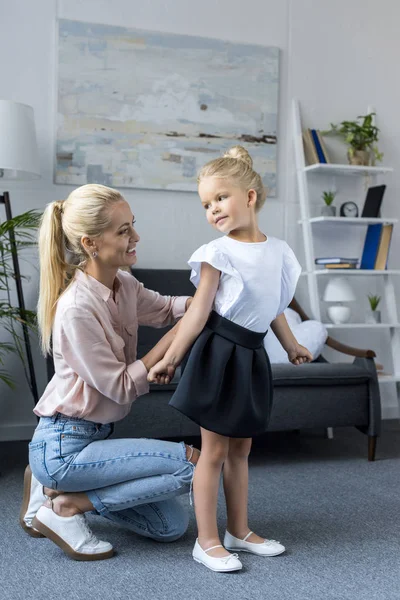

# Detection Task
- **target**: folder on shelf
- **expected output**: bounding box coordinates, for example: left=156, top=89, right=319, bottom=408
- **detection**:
left=360, top=224, right=383, bottom=269
left=374, top=224, right=393, bottom=270
left=361, top=185, right=386, bottom=218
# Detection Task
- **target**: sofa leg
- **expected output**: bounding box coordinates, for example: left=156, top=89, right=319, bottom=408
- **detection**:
left=368, top=435, right=377, bottom=461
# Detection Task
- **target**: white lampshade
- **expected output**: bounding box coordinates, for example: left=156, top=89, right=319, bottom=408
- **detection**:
left=323, top=277, right=356, bottom=302
left=0, top=99, right=40, bottom=180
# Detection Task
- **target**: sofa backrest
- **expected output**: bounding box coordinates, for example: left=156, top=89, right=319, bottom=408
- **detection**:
left=131, top=268, right=194, bottom=358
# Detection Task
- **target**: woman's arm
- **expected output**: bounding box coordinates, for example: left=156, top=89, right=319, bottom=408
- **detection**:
left=58, top=308, right=185, bottom=404
left=148, top=263, right=220, bottom=383
left=270, top=313, right=313, bottom=365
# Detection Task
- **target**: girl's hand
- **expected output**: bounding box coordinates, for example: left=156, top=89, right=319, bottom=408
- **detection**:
left=287, top=344, right=313, bottom=365
left=147, top=359, right=176, bottom=385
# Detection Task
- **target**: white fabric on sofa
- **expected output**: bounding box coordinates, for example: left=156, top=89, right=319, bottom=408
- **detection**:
left=264, top=308, right=328, bottom=364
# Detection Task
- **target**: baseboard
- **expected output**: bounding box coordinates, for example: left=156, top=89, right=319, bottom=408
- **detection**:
left=0, top=423, right=36, bottom=442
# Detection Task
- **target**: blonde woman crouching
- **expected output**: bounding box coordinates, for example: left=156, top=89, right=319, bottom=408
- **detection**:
left=20, top=184, right=199, bottom=561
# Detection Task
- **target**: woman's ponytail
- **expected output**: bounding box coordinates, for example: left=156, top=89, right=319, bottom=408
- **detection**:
left=37, top=201, right=70, bottom=355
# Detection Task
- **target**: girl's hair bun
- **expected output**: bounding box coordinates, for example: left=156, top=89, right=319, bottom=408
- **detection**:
left=223, top=145, right=253, bottom=168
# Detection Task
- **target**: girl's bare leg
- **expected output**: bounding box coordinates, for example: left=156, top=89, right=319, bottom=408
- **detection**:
left=223, top=437, right=265, bottom=543
left=194, top=428, right=230, bottom=558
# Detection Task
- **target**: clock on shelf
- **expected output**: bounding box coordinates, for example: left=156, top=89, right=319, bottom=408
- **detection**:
left=340, top=201, right=359, bottom=217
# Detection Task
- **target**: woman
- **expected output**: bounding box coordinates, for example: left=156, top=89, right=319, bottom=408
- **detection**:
left=20, top=184, right=199, bottom=561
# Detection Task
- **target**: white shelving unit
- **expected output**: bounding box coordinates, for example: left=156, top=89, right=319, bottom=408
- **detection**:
left=292, top=98, right=400, bottom=411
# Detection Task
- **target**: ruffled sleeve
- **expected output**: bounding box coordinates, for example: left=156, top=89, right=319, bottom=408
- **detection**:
left=188, top=242, right=244, bottom=313
left=277, top=243, right=302, bottom=316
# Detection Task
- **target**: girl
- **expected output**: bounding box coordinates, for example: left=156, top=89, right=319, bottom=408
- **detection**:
left=23, top=184, right=200, bottom=561
left=148, top=147, right=312, bottom=572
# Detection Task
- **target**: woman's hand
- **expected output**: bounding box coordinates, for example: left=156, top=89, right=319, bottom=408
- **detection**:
left=148, top=359, right=176, bottom=385
left=287, top=344, right=313, bottom=365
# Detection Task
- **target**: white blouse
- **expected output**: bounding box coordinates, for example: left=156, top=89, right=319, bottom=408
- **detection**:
left=188, top=235, right=301, bottom=333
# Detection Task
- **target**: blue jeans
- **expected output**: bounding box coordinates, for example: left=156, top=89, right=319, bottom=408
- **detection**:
left=29, top=414, right=194, bottom=542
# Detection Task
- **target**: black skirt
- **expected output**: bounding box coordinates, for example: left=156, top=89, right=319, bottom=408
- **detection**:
left=169, top=311, right=273, bottom=438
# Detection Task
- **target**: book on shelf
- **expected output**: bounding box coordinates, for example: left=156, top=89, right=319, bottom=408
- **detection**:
left=302, top=129, right=330, bottom=165
left=302, top=129, right=319, bottom=165
left=315, top=131, right=331, bottom=163
left=310, top=129, right=329, bottom=163
left=360, top=223, right=393, bottom=270
left=374, top=224, right=393, bottom=270
left=360, top=224, right=382, bottom=269
left=324, top=263, right=358, bottom=269
left=315, top=257, right=358, bottom=265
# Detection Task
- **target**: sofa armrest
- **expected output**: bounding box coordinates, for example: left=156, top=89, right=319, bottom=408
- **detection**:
left=353, top=356, right=381, bottom=438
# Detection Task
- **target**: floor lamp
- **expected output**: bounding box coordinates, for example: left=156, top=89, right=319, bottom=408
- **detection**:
left=0, top=99, right=41, bottom=405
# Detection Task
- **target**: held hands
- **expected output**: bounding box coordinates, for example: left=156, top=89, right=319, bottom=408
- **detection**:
left=287, top=344, right=313, bottom=365
left=147, top=358, right=176, bottom=385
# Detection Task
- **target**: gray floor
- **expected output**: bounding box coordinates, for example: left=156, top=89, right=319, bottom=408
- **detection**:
left=1, top=424, right=400, bottom=600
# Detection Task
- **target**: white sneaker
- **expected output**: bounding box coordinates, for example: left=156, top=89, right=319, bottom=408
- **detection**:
left=19, top=465, right=46, bottom=538
left=192, top=539, right=242, bottom=572
left=224, top=530, right=285, bottom=556
left=32, top=505, right=114, bottom=561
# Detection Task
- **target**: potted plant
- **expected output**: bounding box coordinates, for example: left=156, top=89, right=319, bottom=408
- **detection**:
left=366, top=294, right=381, bottom=324
left=0, top=210, right=41, bottom=393
left=321, top=191, right=336, bottom=216
left=323, top=113, right=383, bottom=166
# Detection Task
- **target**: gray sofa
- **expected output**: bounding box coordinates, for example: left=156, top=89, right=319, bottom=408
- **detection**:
left=113, top=268, right=381, bottom=461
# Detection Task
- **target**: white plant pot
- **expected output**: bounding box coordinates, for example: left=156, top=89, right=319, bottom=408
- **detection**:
left=366, top=310, right=381, bottom=324
left=321, top=205, right=337, bottom=217
left=327, top=305, right=351, bottom=324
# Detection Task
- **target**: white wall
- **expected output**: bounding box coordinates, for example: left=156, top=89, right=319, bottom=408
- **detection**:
left=0, top=0, right=399, bottom=439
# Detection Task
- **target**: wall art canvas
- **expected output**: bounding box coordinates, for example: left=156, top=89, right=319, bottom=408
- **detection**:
left=56, top=19, right=280, bottom=194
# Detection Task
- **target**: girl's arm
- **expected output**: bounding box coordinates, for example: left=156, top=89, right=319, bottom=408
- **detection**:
left=148, top=263, right=220, bottom=383
left=140, top=320, right=182, bottom=373
left=270, top=313, right=313, bottom=365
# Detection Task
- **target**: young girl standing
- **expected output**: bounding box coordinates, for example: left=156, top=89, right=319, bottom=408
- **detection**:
left=148, top=146, right=312, bottom=572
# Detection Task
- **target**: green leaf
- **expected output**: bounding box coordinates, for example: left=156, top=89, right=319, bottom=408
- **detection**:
left=0, top=371, right=15, bottom=389
left=367, top=294, right=381, bottom=311
left=0, top=208, right=41, bottom=398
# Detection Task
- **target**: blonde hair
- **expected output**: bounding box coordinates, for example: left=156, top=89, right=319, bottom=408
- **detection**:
left=197, top=145, right=267, bottom=211
left=37, top=184, right=124, bottom=355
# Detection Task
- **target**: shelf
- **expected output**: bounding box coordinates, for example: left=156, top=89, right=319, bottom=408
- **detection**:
left=293, top=99, right=400, bottom=404
left=303, top=164, right=393, bottom=176
left=304, top=270, right=400, bottom=276
left=377, top=375, right=400, bottom=384
left=299, top=216, right=398, bottom=226
left=323, top=323, right=400, bottom=329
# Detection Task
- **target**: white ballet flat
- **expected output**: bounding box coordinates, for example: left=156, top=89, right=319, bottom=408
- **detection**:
left=224, top=530, right=285, bottom=556
left=192, top=539, right=242, bottom=572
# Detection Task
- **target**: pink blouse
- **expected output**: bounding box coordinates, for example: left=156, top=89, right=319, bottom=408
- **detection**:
left=34, top=269, right=188, bottom=424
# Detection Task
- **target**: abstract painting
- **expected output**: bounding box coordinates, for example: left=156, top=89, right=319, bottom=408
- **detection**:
left=56, top=19, right=279, bottom=194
